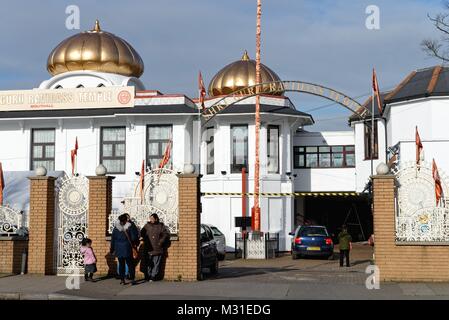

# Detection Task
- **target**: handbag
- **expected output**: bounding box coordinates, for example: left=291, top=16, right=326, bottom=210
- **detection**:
left=124, top=229, right=139, bottom=260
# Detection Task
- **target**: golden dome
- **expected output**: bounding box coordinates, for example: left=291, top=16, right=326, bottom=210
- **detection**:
left=47, top=20, right=144, bottom=77
left=208, top=50, right=284, bottom=97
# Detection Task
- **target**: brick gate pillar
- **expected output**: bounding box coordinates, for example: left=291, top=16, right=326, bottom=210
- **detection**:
left=27, top=176, right=56, bottom=275
left=372, top=175, right=396, bottom=280
left=164, top=174, right=201, bottom=281
left=87, top=175, right=115, bottom=276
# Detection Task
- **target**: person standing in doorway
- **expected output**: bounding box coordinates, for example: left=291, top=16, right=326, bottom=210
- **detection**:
left=110, top=214, right=138, bottom=285
left=140, top=213, right=170, bottom=282
left=338, top=225, right=352, bottom=267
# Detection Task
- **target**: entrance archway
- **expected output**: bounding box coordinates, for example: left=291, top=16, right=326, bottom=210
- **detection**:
left=202, top=80, right=370, bottom=124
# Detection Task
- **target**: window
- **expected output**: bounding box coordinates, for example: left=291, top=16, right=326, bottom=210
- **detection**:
left=299, top=226, right=328, bottom=237
left=200, top=225, right=213, bottom=242
left=210, top=226, right=224, bottom=237
left=364, top=121, right=378, bottom=160
left=293, top=145, right=355, bottom=168
left=231, top=125, right=248, bottom=173
left=267, top=125, right=280, bottom=174
left=147, top=125, right=172, bottom=170
left=206, top=127, right=214, bottom=175
left=100, top=127, right=126, bottom=174
left=31, top=129, right=55, bottom=171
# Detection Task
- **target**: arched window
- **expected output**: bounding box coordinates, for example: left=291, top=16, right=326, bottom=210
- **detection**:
left=76, top=84, right=84, bottom=88
left=97, top=83, right=105, bottom=87
left=55, top=85, right=63, bottom=89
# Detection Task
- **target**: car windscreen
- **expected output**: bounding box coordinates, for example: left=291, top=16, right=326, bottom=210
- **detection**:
left=211, top=227, right=223, bottom=237
left=299, top=227, right=328, bottom=237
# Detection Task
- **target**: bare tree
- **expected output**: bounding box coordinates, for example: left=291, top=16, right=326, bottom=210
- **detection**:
left=422, top=1, right=449, bottom=63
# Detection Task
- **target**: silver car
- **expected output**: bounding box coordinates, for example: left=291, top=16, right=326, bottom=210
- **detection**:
left=205, top=224, right=226, bottom=260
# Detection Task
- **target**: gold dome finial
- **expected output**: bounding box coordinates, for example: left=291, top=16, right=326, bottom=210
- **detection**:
left=47, top=20, right=144, bottom=77
left=208, top=51, right=284, bottom=97
left=93, top=19, right=101, bottom=32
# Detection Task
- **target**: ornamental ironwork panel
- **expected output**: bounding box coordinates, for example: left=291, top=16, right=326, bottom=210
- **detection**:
left=56, top=175, right=89, bottom=275
left=246, top=233, right=266, bottom=259
left=108, top=204, right=167, bottom=234
left=109, top=168, right=179, bottom=234
left=394, top=161, right=449, bottom=243
left=0, top=205, right=25, bottom=236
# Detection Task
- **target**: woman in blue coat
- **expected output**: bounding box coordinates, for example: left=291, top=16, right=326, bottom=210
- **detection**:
left=110, top=214, right=138, bottom=285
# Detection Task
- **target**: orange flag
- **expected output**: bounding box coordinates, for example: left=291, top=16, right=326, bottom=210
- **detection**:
left=198, top=71, right=206, bottom=112
left=139, top=160, right=145, bottom=204
left=71, top=137, right=79, bottom=176
left=372, top=69, right=383, bottom=114
left=416, top=127, right=423, bottom=168
left=0, top=162, right=5, bottom=206
left=74, top=137, right=79, bottom=155
left=432, top=159, right=444, bottom=206
left=159, top=139, right=172, bottom=169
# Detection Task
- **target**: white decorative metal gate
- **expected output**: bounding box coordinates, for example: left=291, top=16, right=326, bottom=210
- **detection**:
left=0, top=205, right=25, bottom=236
left=394, top=161, right=449, bottom=243
left=109, top=168, right=179, bottom=234
left=56, top=175, right=89, bottom=275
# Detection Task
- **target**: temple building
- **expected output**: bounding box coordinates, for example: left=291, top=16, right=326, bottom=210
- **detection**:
left=1, top=21, right=449, bottom=252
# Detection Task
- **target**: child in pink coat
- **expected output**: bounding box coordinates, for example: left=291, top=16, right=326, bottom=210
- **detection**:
left=80, top=238, right=97, bottom=281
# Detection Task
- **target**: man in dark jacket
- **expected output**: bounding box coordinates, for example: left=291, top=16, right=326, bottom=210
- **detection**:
left=338, top=225, right=352, bottom=267
left=140, top=213, right=170, bottom=281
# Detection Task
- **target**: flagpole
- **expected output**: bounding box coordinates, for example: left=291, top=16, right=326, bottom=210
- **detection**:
left=198, top=83, right=202, bottom=176
left=253, top=0, right=262, bottom=232
left=371, top=78, right=375, bottom=178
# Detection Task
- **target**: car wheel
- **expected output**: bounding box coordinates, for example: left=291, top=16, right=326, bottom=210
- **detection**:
left=327, top=254, right=334, bottom=260
left=210, top=257, right=219, bottom=274
left=292, top=253, right=299, bottom=260
left=218, top=253, right=225, bottom=261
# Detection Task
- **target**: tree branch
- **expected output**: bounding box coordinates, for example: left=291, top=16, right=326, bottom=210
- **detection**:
left=423, top=4, right=449, bottom=63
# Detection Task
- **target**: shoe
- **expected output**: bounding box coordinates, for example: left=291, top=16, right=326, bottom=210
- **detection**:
left=131, top=280, right=137, bottom=286
left=120, top=280, right=127, bottom=285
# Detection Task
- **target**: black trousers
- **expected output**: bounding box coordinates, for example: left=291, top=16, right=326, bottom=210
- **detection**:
left=147, top=254, right=163, bottom=280
left=118, top=257, right=135, bottom=280
left=84, top=272, right=93, bottom=280
left=340, top=250, right=350, bottom=267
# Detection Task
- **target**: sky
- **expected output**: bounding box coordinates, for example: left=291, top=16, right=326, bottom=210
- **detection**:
left=0, top=0, right=445, bottom=131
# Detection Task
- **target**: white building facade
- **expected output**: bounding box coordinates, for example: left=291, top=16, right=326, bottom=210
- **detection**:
left=1, top=22, right=448, bottom=252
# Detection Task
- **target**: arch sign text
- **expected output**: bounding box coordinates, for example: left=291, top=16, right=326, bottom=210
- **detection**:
left=202, top=80, right=370, bottom=124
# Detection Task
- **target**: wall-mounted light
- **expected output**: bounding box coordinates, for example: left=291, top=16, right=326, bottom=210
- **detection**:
left=135, top=172, right=140, bottom=176
left=221, top=171, right=227, bottom=175
left=293, top=174, right=298, bottom=178
left=286, top=172, right=292, bottom=177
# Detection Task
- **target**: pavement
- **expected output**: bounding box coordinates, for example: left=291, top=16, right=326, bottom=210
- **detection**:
left=1, top=244, right=449, bottom=300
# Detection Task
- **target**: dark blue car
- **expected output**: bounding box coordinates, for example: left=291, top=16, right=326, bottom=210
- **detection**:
left=289, top=225, right=334, bottom=260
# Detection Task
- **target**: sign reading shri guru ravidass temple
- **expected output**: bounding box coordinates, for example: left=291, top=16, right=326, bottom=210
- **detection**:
left=0, top=86, right=135, bottom=111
